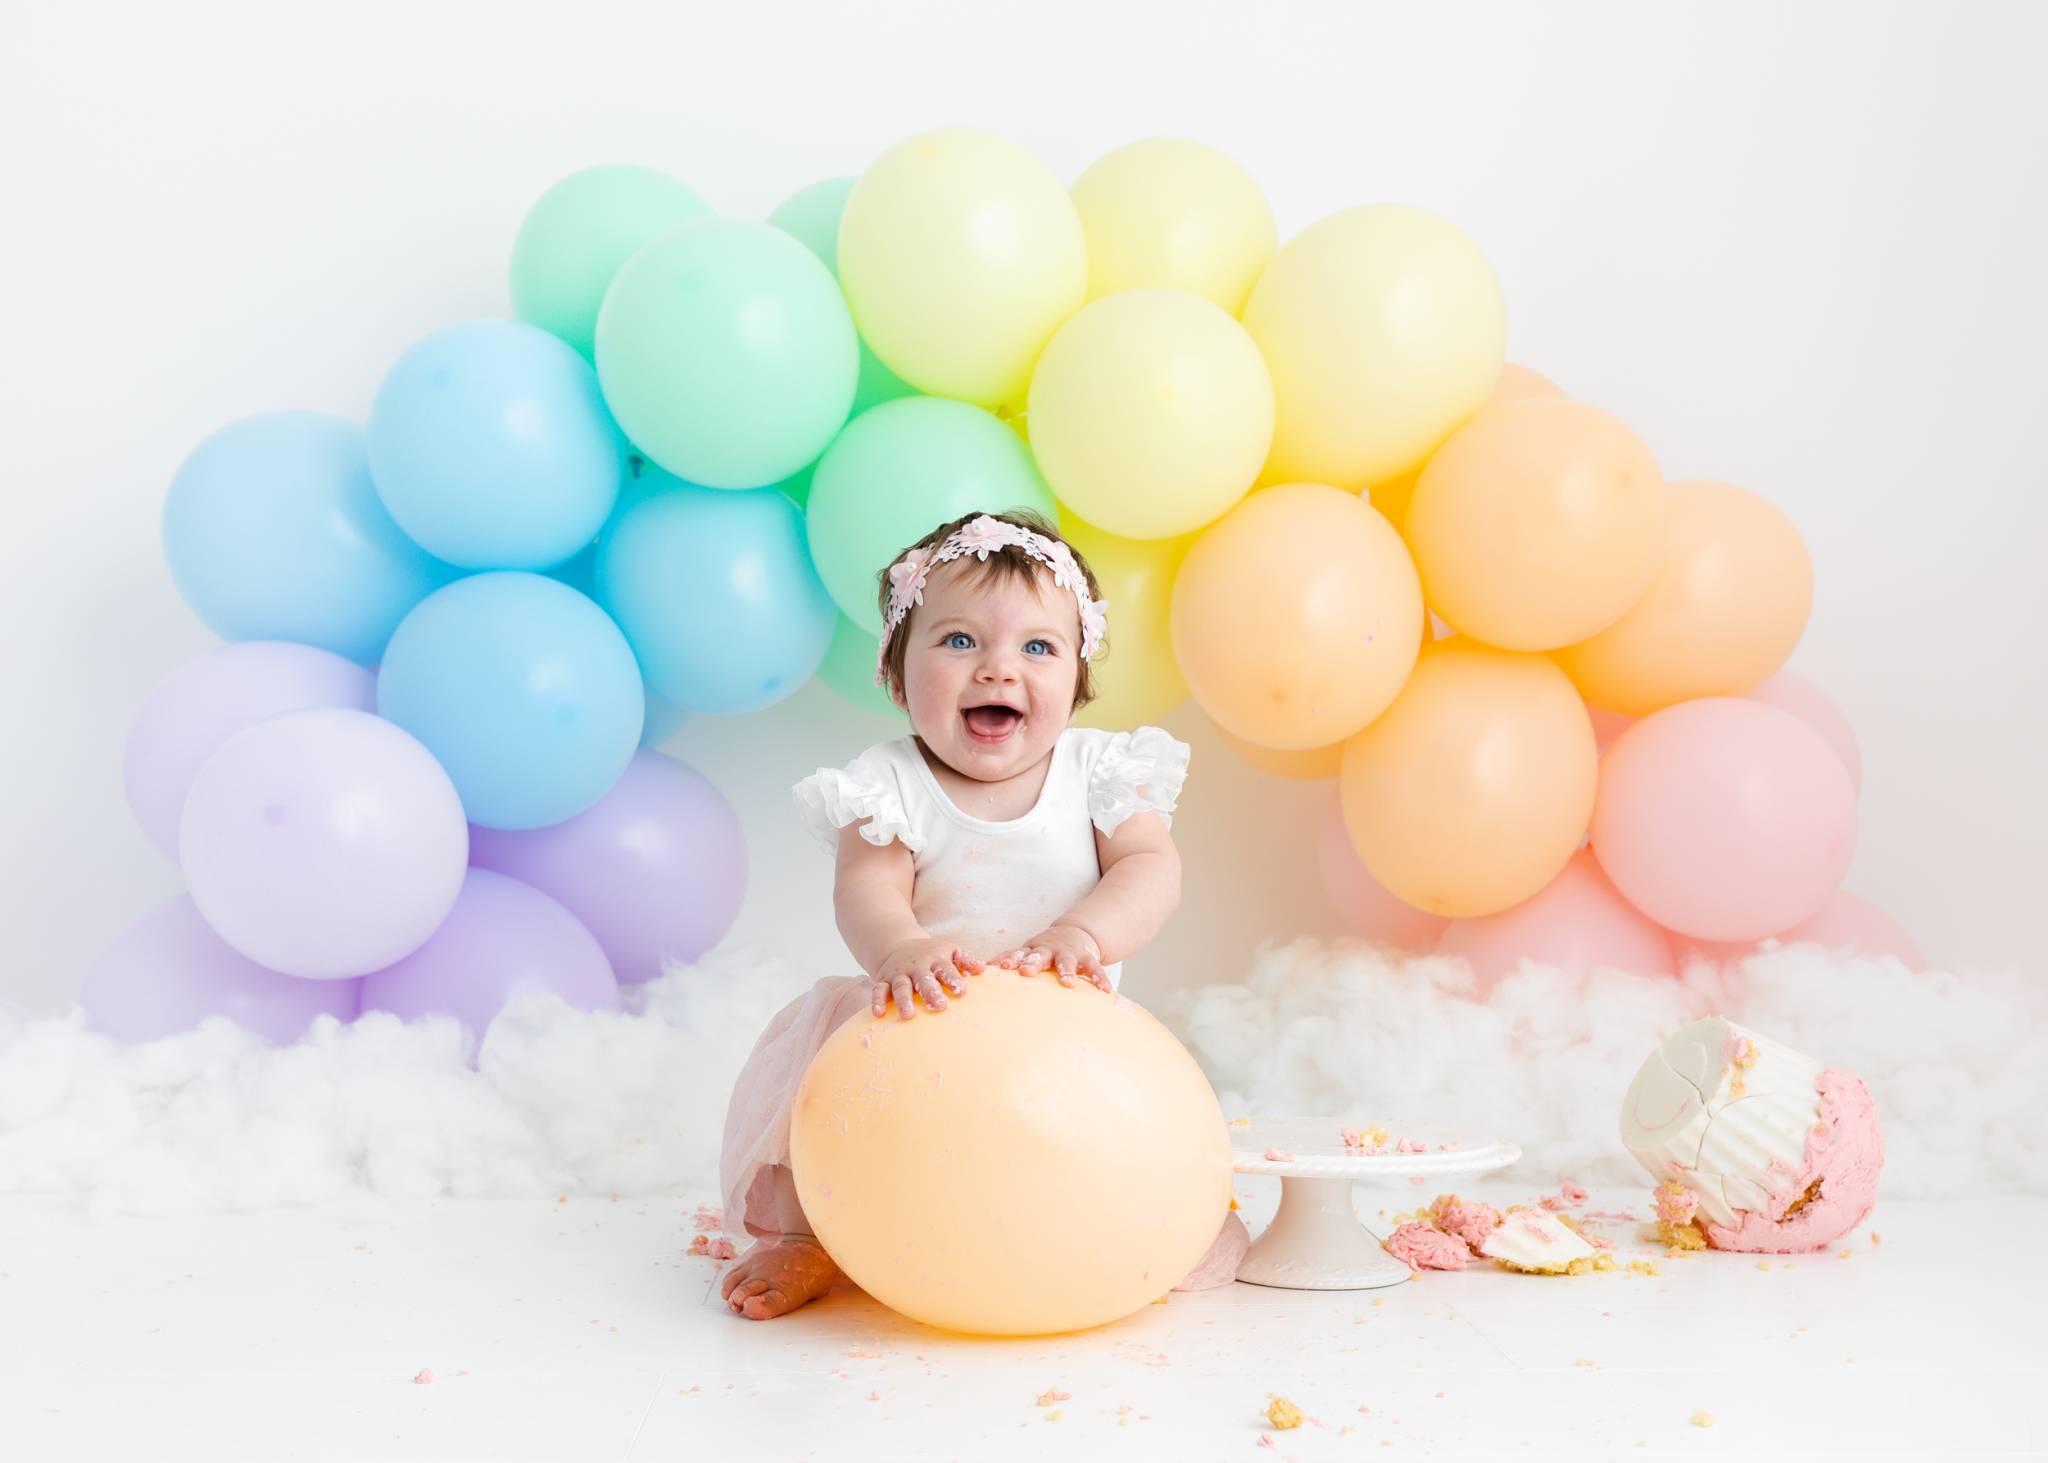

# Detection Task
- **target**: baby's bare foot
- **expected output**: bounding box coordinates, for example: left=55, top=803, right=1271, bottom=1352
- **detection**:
left=718, top=1236, right=841, bottom=1320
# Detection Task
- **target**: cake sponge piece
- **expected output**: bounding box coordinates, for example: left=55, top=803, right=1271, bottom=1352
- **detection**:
left=1479, top=1206, right=1605, bottom=1275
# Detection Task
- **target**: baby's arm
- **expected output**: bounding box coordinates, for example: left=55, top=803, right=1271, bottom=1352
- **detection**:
left=832, top=823, right=983, bottom=1018
left=1000, top=809, right=1182, bottom=985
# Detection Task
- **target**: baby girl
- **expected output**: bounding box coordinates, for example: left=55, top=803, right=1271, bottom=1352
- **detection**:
left=716, top=508, right=1249, bottom=1319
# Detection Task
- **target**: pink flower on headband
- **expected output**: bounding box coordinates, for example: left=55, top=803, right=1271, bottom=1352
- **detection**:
left=887, top=545, right=934, bottom=607
left=952, top=515, right=1013, bottom=558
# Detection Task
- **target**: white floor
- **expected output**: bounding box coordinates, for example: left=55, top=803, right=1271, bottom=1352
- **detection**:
left=4, top=1183, right=2041, bottom=1462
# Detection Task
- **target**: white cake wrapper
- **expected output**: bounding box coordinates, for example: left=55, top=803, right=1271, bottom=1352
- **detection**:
left=1618, top=1016, right=1827, bottom=1227
left=1478, top=1207, right=1596, bottom=1272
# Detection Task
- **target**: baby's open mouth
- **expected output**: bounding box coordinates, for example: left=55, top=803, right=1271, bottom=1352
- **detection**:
left=962, top=704, right=1023, bottom=743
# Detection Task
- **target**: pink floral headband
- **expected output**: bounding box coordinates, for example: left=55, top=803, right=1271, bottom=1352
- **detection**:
left=874, top=516, right=1110, bottom=686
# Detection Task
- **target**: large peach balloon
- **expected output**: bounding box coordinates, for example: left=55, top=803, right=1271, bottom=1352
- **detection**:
left=1058, top=508, right=1194, bottom=731
left=1030, top=289, right=1273, bottom=539
left=1219, top=727, right=1344, bottom=779
left=1550, top=480, right=1812, bottom=715
left=1406, top=398, right=1665, bottom=650
left=790, top=970, right=1231, bottom=1336
left=1436, top=848, right=1675, bottom=994
left=1172, top=484, right=1423, bottom=750
left=1748, top=671, right=1860, bottom=790
left=1069, top=138, right=1276, bottom=313
left=1339, top=639, right=1597, bottom=916
left=1591, top=699, right=1857, bottom=942
left=1242, top=205, right=1506, bottom=489
left=1367, top=362, right=1566, bottom=530
left=838, top=127, right=1086, bottom=407
left=1317, top=794, right=1448, bottom=950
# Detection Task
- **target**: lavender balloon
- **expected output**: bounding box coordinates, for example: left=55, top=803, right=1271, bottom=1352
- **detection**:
left=81, top=895, right=359, bottom=1043
left=124, top=641, right=377, bottom=860
left=179, top=707, right=469, bottom=979
left=357, top=869, right=620, bottom=1054
left=469, top=750, right=745, bottom=984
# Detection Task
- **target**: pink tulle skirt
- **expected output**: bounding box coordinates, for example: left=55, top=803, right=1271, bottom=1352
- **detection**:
left=719, top=973, right=1246, bottom=1291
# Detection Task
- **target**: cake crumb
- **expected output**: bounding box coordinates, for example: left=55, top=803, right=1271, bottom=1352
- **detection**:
left=1034, top=1387, right=1070, bottom=1406
left=1265, top=1395, right=1304, bottom=1430
left=412, top=1368, right=435, bottom=1385
left=1837, top=1249, right=1854, bottom=1260
left=1691, top=1410, right=1714, bottom=1428
left=1046, top=1408, right=1063, bottom=1422
left=1263, top=1147, right=1294, bottom=1161
left=1628, top=1259, right=1660, bottom=1276
left=1756, top=1260, right=1773, bottom=1271
left=1870, top=1232, right=1883, bottom=1244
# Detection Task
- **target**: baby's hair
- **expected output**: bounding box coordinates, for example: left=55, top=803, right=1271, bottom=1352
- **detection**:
left=875, top=509, right=1105, bottom=711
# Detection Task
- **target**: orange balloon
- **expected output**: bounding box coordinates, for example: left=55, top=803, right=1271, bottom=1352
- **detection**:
left=1172, top=484, right=1424, bottom=750
left=1366, top=361, right=1566, bottom=530
left=1217, top=725, right=1344, bottom=779
left=1339, top=639, right=1597, bottom=916
left=1406, top=398, right=1665, bottom=650
left=1550, top=480, right=1813, bottom=715
left=790, top=970, right=1231, bottom=1335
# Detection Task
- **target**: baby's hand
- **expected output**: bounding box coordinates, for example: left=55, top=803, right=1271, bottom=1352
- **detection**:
left=993, top=925, right=1111, bottom=993
left=870, top=939, right=984, bottom=1020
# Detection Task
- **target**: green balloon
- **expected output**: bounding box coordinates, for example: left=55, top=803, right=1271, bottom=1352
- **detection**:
left=596, top=219, right=858, bottom=489
left=767, top=177, right=916, bottom=418
left=806, top=396, right=1057, bottom=631
left=510, top=165, right=712, bottom=361
left=815, top=613, right=903, bottom=718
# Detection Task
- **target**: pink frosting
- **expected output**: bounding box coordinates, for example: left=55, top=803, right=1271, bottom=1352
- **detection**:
left=1704, top=1067, right=1884, bottom=1253
left=1431, top=1196, right=1501, bottom=1250
left=1384, top=1222, right=1474, bottom=1271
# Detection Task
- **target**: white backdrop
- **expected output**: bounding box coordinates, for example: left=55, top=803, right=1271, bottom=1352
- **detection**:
left=4, top=0, right=2043, bottom=1016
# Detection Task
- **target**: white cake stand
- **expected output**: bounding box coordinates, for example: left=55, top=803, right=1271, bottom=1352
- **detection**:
left=1229, top=1118, right=1522, bottom=1291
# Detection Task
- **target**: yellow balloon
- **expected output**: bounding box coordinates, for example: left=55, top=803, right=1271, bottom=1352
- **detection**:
left=790, top=970, right=1232, bottom=1336
left=1340, top=639, right=1597, bottom=917
left=1551, top=480, right=1813, bottom=715
left=839, top=128, right=1086, bottom=407
left=1030, top=290, right=1273, bottom=540
left=1058, top=508, right=1195, bottom=730
left=1217, top=726, right=1344, bottom=779
left=1242, top=205, right=1506, bottom=489
left=1406, top=397, right=1665, bottom=651
left=1366, top=361, right=1568, bottom=530
left=1069, top=138, right=1276, bottom=314
left=1171, top=484, right=1423, bottom=750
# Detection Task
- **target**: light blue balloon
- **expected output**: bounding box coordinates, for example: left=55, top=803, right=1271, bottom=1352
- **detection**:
left=368, top=319, right=625, bottom=570
left=597, top=483, right=835, bottom=715
left=766, top=177, right=916, bottom=418
left=163, top=411, right=456, bottom=665
left=377, top=573, right=644, bottom=830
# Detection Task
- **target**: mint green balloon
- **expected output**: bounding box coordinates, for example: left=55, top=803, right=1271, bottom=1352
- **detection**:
left=806, top=396, right=1057, bottom=631
left=767, top=177, right=916, bottom=418
left=596, top=219, right=858, bottom=489
left=510, top=165, right=711, bottom=361
left=815, top=613, right=903, bottom=718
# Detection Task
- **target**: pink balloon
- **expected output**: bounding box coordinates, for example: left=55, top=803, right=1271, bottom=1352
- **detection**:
left=124, top=641, right=376, bottom=859
left=178, top=708, right=469, bottom=979
left=81, top=895, right=359, bottom=1043
left=1316, top=793, right=1448, bottom=952
left=1436, top=848, right=1674, bottom=994
left=1676, top=889, right=1923, bottom=971
left=1587, top=706, right=1635, bottom=756
left=1591, top=698, right=1857, bottom=942
left=1748, top=671, right=1861, bottom=790
left=358, top=869, right=620, bottom=1054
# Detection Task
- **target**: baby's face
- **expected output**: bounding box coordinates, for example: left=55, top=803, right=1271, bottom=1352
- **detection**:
left=896, top=560, right=1078, bottom=783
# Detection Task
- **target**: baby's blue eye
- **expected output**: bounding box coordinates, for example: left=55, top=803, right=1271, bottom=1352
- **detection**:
left=946, top=632, right=974, bottom=650
left=1025, top=639, right=1053, bottom=656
